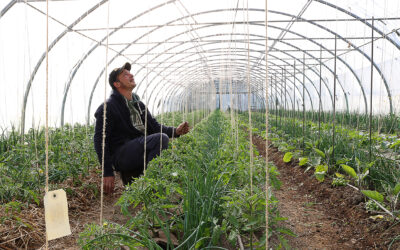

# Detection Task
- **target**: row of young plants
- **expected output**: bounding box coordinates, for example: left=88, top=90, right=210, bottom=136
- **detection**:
left=240, top=111, right=400, bottom=219
left=156, top=110, right=208, bottom=128
left=269, top=108, right=400, bottom=134
left=0, top=124, right=98, bottom=205
left=0, top=109, right=205, bottom=206
left=0, top=123, right=99, bottom=248
left=78, top=110, right=293, bottom=249
left=0, top=109, right=209, bottom=248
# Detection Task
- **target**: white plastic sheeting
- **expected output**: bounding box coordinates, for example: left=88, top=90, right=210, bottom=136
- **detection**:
left=1, top=0, right=400, bottom=131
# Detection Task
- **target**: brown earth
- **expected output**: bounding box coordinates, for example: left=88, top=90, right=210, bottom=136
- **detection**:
left=0, top=170, right=128, bottom=250
left=253, top=135, right=400, bottom=250
left=49, top=174, right=127, bottom=250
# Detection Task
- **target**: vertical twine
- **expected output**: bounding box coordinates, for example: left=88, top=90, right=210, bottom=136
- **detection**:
left=44, top=0, right=49, bottom=198
left=229, top=61, right=234, bottom=135
left=265, top=0, right=270, bottom=249
left=100, top=0, right=111, bottom=225
left=45, top=0, right=49, bottom=248
left=160, top=96, right=163, bottom=159
left=246, top=0, right=253, bottom=198
left=143, top=2, right=151, bottom=177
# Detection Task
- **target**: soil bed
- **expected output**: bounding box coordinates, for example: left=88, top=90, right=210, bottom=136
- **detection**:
left=253, top=135, right=400, bottom=249
left=0, top=170, right=127, bottom=250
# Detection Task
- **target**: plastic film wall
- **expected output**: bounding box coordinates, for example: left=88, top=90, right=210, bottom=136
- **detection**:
left=1, top=0, right=400, bottom=132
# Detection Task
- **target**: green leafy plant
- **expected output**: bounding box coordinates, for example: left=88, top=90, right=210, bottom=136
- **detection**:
left=365, top=199, right=381, bottom=212
left=382, top=183, right=400, bottom=213
left=299, top=157, right=308, bottom=166
left=332, top=173, right=349, bottom=187
left=314, top=164, right=328, bottom=182
left=283, top=152, right=293, bottom=163
left=361, top=190, right=384, bottom=203
left=341, top=158, right=372, bottom=188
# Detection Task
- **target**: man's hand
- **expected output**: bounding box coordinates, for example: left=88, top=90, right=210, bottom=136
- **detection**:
left=176, top=121, right=189, bottom=135
left=103, top=176, right=115, bottom=194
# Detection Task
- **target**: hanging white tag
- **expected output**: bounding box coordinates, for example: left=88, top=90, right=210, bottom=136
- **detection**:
left=44, top=189, right=71, bottom=241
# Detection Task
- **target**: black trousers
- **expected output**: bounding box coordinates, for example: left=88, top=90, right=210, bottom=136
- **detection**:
left=114, top=133, right=169, bottom=185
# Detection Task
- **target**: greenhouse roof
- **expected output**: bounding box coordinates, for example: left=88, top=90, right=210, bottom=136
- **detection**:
left=1, top=0, right=400, bottom=132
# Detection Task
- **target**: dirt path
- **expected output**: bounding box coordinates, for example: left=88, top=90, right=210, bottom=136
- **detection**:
left=272, top=167, right=351, bottom=249
left=253, top=135, right=400, bottom=250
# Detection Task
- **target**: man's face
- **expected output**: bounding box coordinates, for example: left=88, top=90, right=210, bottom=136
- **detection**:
left=116, top=69, right=135, bottom=89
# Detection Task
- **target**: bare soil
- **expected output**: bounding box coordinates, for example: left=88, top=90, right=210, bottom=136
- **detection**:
left=253, top=135, right=400, bottom=250
left=0, top=170, right=128, bottom=250
left=49, top=174, right=127, bottom=250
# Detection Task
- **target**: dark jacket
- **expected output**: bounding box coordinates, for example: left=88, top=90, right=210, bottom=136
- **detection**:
left=94, top=90, right=177, bottom=177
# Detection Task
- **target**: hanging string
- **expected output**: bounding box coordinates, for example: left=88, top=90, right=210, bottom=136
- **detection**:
left=192, top=89, right=195, bottom=124
left=229, top=56, right=234, bottom=135
left=45, top=0, right=49, bottom=248
left=172, top=74, right=176, bottom=134
left=143, top=15, right=150, bottom=177
left=245, top=0, right=253, bottom=198
left=160, top=41, right=167, bottom=158
left=234, top=15, right=239, bottom=153
left=100, top=0, right=111, bottom=225
left=159, top=95, right=164, bottom=159
left=44, top=0, right=49, bottom=196
left=265, top=0, right=270, bottom=249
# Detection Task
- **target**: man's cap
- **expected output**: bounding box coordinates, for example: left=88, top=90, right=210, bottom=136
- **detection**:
left=109, top=62, right=131, bottom=86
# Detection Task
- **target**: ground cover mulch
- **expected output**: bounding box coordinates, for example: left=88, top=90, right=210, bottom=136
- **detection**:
left=253, top=135, right=400, bottom=249
left=0, top=170, right=127, bottom=250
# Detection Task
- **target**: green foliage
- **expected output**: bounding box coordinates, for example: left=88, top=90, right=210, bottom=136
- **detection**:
left=341, top=164, right=357, bottom=179
left=365, top=200, right=381, bottom=212
left=332, top=172, right=349, bottom=187
left=0, top=124, right=98, bottom=204
left=313, top=148, right=325, bottom=159
left=393, top=184, right=400, bottom=196
left=340, top=159, right=371, bottom=188
left=242, top=110, right=400, bottom=218
left=283, top=152, right=293, bottom=163
left=298, top=157, right=308, bottom=166
left=78, top=222, right=147, bottom=249
left=361, top=190, right=384, bottom=203
left=80, top=111, right=286, bottom=249
left=332, top=177, right=349, bottom=187
left=156, top=110, right=206, bottom=128
left=389, top=140, right=400, bottom=149
left=314, top=164, right=328, bottom=182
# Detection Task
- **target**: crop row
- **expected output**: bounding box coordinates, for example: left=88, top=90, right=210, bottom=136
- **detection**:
left=240, top=111, right=400, bottom=219
left=0, top=109, right=206, bottom=206
left=78, top=110, right=292, bottom=249
left=269, top=109, right=400, bottom=134
left=0, top=124, right=98, bottom=205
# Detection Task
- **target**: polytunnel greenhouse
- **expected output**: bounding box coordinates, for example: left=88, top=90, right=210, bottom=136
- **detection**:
left=1, top=0, right=400, bottom=249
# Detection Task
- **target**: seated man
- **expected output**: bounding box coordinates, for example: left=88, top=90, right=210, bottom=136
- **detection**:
left=94, top=62, right=189, bottom=194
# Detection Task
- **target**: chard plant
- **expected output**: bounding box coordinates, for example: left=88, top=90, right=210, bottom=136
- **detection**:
left=341, top=157, right=373, bottom=188
left=242, top=111, right=400, bottom=220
